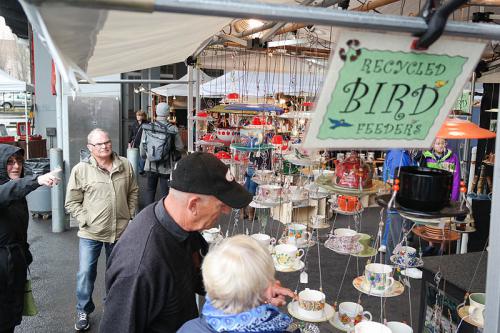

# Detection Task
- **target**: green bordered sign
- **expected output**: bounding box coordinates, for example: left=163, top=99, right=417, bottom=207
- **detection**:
left=304, top=31, right=485, bottom=149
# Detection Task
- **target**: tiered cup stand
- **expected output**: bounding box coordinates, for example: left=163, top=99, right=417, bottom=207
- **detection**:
left=374, top=185, right=471, bottom=332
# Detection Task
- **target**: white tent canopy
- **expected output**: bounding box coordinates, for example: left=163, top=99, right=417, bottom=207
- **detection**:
left=151, top=71, right=214, bottom=97
left=0, top=69, right=33, bottom=92
left=200, top=70, right=324, bottom=97
left=19, top=0, right=296, bottom=89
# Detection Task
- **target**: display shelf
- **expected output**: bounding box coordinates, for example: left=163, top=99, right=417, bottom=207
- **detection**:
left=376, top=194, right=469, bottom=218
left=316, top=178, right=384, bottom=196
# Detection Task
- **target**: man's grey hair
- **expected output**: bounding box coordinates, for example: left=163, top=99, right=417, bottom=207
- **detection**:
left=87, top=128, right=110, bottom=144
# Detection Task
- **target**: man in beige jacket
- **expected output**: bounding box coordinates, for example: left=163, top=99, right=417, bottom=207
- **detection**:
left=65, top=128, right=138, bottom=331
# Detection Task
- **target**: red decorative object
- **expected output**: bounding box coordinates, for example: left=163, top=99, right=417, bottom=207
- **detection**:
left=0, top=136, right=15, bottom=143
left=251, top=117, right=262, bottom=125
left=226, top=92, right=240, bottom=100
left=271, top=135, right=283, bottom=145
left=334, top=153, right=373, bottom=189
left=197, top=111, right=208, bottom=117
left=302, top=101, right=314, bottom=107
left=214, top=151, right=231, bottom=160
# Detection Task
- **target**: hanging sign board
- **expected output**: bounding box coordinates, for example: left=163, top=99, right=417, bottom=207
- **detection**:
left=304, top=30, right=486, bottom=149
left=453, top=90, right=471, bottom=114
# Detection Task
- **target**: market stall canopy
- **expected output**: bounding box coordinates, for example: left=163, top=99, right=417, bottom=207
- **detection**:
left=0, top=68, right=33, bottom=92
left=436, top=118, right=496, bottom=139
left=151, top=71, right=214, bottom=97
left=201, top=70, right=324, bottom=97
left=18, top=0, right=296, bottom=88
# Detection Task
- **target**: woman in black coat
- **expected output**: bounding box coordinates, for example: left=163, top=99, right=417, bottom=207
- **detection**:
left=0, top=145, right=59, bottom=333
left=128, top=110, right=149, bottom=174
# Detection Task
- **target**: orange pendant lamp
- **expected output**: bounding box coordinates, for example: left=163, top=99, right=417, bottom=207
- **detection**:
left=436, top=118, right=496, bottom=139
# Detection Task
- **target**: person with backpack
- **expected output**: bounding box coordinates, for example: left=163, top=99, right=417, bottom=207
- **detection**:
left=140, top=102, right=184, bottom=206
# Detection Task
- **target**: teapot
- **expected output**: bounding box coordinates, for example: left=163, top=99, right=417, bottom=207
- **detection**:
left=334, top=152, right=373, bottom=189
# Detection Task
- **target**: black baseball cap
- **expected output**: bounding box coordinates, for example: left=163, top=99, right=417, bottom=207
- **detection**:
left=170, top=152, right=253, bottom=209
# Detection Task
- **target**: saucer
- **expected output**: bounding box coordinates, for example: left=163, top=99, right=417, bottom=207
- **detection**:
left=308, top=222, right=331, bottom=229
left=251, top=198, right=283, bottom=207
left=400, top=268, right=423, bottom=279
left=351, top=247, right=377, bottom=258
left=390, top=255, right=424, bottom=268
left=329, top=311, right=363, bottom=332
left=331, top=206, right=364, bottom=216
left=279, top=237, right=317, bottom=248
left=287, top=322, right=320, bottom=333
left=352, top=276, right=405, bottom=297
left=287, top=301, right=335, bottom=322
left=204, top=234, right=223, bottom=244
left=457, top=305, right=484, bottom=328
left=324, top=238, right=363, bottom=255
left=272, top=256, right=305, bottom=272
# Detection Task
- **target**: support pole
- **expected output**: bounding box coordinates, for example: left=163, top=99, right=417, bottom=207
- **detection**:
left=194, top=67, right=201, bottom=147
left=50, top=148, right=65, bottom=233
left=484, top=148, right=500, bottom=333
left=187, top=66, right=194, bottom=153
left=55, top=69, right=63, bottom=149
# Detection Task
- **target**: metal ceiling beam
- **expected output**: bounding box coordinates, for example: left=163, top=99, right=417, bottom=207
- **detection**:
left=78, top=79, right=191, bottom=84
left=150, top=0, right=500, bottom=40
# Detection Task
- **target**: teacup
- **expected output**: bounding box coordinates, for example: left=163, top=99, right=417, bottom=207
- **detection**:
left=312, top=169, right=335, bottom=180
left=386, top=321, right=413, bottom=333
left=393, top=245, right=418, bottom=266
left=253, top=170, right=274, bottom=184
left=468, top=292, right=485, bottom=323
left=240, top=126, right=264, bottom=147
left=363, top=263, right=395, bottom=292
left=288, top=223, right=312, bottom=245
left=202, top=227, right=221, bottom=242
left=333, top=228, right=360, bottom=253
left=289, top=185, right=307, bottom=201
left=215, top=127, right=238, bottom=142
left=256, top=184, right=282, bottom=203
left=311, top=215, right=326, bottom=227
left=338, top=302, right=372, bottom=327
left=297, top=288, right=326, bottom=320
left=355, top=321, right=391, bottom=333
left=338, top=195, right=360, bottom=212
left=274, top=244, right=304, bottom=268
left=251, top=233, right=276, bottom=248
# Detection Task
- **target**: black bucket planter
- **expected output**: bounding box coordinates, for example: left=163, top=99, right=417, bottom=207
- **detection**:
left=396, top=166, right=452, bottom=212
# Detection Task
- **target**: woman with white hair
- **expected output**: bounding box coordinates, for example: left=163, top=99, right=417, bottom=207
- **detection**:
left=178, top=235, right=298, bottom=333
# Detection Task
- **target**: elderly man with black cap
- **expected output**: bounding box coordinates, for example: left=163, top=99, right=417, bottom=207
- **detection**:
left=140, top=102, right=184, bottom=206
left=99, top=152, right=294, bottom=333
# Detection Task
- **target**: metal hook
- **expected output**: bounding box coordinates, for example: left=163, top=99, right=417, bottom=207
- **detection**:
left=412, top=0, right=468, bottom=50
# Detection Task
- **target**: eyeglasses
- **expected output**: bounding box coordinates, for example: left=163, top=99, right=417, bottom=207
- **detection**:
left=88, top=140, right=112, bottom=148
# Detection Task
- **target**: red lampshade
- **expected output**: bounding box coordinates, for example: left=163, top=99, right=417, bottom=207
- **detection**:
left=197, top=112, right=208, bottom=117
left=226, top=92, right=239, bottom=100
left=302, top=101, right=314, bottom=107
left=437, top=118, right=496, bottom=139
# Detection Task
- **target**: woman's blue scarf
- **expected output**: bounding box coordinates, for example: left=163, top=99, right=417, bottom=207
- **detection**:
left=202, top=297, right=292, bottom=332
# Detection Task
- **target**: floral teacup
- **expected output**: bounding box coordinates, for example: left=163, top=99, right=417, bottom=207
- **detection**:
left=338, top=302, right=372, bottom=327
left=363, top=263, right=395, bottom=292
left=298, top=288, right=326, bottom=320
left=274, top=244, right=304, bottom=268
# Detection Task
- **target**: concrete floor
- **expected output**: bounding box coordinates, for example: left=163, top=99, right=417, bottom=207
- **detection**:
left=17, top=175, right=422, bottom=332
